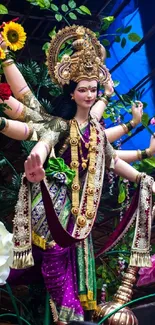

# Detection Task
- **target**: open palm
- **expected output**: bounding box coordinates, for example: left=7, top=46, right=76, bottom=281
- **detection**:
left=24, top=153, right=45, bottom=183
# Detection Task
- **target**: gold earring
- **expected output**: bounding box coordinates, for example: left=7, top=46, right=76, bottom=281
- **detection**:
left=71, top=94, right=74, bottom=100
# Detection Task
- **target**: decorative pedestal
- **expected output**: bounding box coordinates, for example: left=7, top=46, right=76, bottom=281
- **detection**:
left=93, top=266, right=139, bottom=325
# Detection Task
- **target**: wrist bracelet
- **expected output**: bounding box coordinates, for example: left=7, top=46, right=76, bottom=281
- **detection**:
left=2, top=49, right=13, bottom=61
left=125, top=120, right=134, bottom=132
left=0, top=117, right=9, bottom=132
left=121, top=123, right=128, bottom=134
left=137, top=148, right=152, bottom=161
left=130, top=119, right=136, bottom=127
left=135, top=172, right=142, bottom=184
left=1, top=59, right=14, bottom=68
left=137, top=149, right=142, bottom=160
left=103, top=93, right=111, bottom=101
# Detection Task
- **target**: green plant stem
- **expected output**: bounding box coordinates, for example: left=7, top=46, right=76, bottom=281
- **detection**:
left=98, top=293, right=155, bottom=324
left=101, top=250, right=131, bottom=257
left=44, top=292, right=51, bottom=325
left=0, top=314, right=32, bottom=325
left=5, top=283, right=22, bottom=325
left=0, top=287, right=38, bottom=325
left=62, top=14, right=71, bottom=26
left=0, top=153, right=19, bottom=178
left=36, top=84, right=41, bottom=99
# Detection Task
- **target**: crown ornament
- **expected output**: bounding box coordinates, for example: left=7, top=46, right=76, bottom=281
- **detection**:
left=47, top=25, right=110, bottom=86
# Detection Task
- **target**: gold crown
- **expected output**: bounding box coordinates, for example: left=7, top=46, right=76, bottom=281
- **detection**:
left=47, top=25, right=110, bottom=86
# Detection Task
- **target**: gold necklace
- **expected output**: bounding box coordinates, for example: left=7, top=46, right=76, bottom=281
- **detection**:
left=70, top=118, right=97, bottom=228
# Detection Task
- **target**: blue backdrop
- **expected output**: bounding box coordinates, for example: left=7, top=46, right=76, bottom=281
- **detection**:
left=103, top=0, right=155, bottom=150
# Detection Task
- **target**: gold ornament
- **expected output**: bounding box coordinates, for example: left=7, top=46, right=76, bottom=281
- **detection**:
left=93, top=266, right=139, bottom=325
left=70, top=119, right=97, bottom=228
left=47, top=25, right=110, bottom=86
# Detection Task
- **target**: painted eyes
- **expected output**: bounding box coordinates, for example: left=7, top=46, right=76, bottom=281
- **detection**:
left=78, top=88, right=97, bottom=93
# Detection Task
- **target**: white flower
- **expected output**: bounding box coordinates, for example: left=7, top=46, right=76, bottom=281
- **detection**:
left=0, top=222, right=13, bottom=285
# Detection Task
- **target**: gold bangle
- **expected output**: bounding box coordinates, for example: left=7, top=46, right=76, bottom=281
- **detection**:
left=0, top=118, right=9, bottom=132
left=121, top=123, right=128, bottom=134
left=137, top=149, right=142, bottom=160
left=15, top=105, right=27, bottom=122
left=130, top=119, right=136, bottom=128
left=2, top=59, right=14, bottom=68
left=26, top=123, right=34, bottom=140
left=100, top=97, right=108, bottom=105
left=135, top=172, right=142, bottom=184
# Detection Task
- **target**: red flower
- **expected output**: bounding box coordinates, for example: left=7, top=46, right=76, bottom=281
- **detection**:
left=0, top=83, right=12, bottom=101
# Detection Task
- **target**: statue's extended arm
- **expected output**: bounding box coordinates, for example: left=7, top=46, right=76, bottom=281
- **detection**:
left=0, top=117, right=33, bottom=140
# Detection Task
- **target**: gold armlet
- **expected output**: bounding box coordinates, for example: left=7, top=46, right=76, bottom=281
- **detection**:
left=100, top=97, right=108, bottom=105
left=15, top=105, right=27, bottom=122
left=26, top=123, right=34, bottom=140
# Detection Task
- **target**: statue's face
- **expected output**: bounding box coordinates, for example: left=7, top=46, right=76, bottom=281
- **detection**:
left=72, top=79, right=98, bottom=110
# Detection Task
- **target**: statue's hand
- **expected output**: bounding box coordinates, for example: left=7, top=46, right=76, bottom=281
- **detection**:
left=152, top=182, right=155, bottom=193
left=0, top=33, right=7, bottom=51
left=148, top=135, right=155, bottom=156
left=104, top=76, right=114, bottom=97
left=24, top=153, right=45, bottom=183
left=131, top=101, right=143, bottom=125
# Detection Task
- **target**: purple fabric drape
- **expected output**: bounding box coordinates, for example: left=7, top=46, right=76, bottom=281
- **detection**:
left=95, top=186, right=140, bottom=258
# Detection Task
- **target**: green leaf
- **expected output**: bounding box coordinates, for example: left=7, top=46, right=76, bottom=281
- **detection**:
left=142, top=102, right=147, bottom=108
left=97, top=278, right=104, bottom=289
left=42, top=42, right=50, bottom=52
left=121, top=94, right=132, bottom=104
left=103, top=111, right=111, bottom=119
left=113, top=80, right=120, bottom=87
left=79, top=5, right=91, bottom=15
left=102, top=16, right=115, bottom=31
left=75, top=8, right=86, bottom=15
left=101, top=39, right=110, bottom=46
left=36, top=0, right=50, bottom=9
left=121, top=37, right=126, bottom=48
left=116, top=27, right=123, bottom=33
left=68, top=12, right=77, bottom=20
left=55, top=13, right=62, bottom=21
left=123, top=25, right=132, bottom=34
left=68, top=0, right=76, bottom=9
left=103, top=16, right=114, bottom=22
left=48, top=26, right=57, bottom=38
left=97, top=265, right=103, bottom=275
left=141, top=112, right=150, bottom=127
left=51, top=4, right=59, bottom=11
left=118, top=182, right=126, bottom=204
left=114, top=35, right=121, bottom=43
left=128, top=33, right=141, bottom=42
left=106, top=49, right=111, bottom=58
left=0, top=4, right=8, bottom=14
left=61, top=4, right=69, bottom=12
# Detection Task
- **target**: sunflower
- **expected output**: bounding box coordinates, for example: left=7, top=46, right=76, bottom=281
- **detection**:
left=1, top=21, right=27, bottom=51
left=0, top=48, right=6, bottom=60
